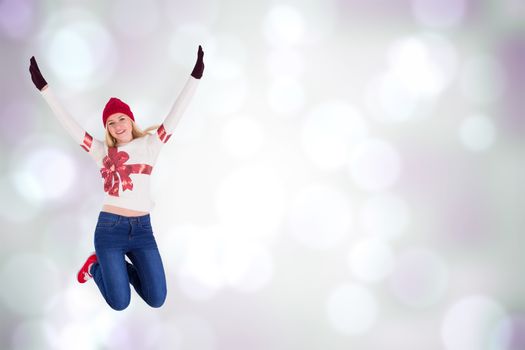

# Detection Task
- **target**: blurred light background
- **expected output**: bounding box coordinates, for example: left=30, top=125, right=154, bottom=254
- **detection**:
left=1, top=0, right=525, bottom=349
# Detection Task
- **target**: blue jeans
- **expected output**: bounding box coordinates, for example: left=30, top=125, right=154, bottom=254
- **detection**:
left=91, top=211, right=167, bottom=311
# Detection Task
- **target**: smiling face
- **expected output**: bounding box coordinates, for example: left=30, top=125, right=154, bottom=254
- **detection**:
left=106, top=113, right=133, bottom=145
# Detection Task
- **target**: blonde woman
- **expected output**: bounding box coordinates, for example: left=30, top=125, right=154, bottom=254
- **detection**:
left=29, top=46, right=204, bottom=310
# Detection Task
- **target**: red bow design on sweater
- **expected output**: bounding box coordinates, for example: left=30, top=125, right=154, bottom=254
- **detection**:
left=100, top=147, right=153, bottom=197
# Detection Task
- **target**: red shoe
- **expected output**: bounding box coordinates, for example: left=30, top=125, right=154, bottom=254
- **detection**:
left=77, top=253, right=97, bottom=283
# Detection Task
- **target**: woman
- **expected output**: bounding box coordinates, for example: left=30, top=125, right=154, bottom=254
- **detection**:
left=29, top=46, right=204, bottom=310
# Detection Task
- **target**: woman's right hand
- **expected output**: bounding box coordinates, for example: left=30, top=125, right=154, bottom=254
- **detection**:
left=29, top=56, right=48, bottom=91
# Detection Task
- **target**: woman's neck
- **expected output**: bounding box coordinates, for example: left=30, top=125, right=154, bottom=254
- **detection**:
left=116, top=138, right=133, bottom=147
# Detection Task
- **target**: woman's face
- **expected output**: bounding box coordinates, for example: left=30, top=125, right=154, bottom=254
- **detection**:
left=106, top=113, right=133, bottom=145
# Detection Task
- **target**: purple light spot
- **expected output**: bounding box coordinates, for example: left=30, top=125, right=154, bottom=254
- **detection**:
left=507, top=316, right=525, bottom=350
left=0, top=99, right=38, bottom=145
left=0, top=0, right=34, bottom=39
left=499, top=38, right=525, bottom=136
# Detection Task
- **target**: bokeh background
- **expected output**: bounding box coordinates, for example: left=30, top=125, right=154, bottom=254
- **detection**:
left=1, top=0, right=525, bottom=349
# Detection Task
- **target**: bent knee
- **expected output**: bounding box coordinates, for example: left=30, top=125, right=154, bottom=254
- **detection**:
left=108, top=297, right=130, bottom=311
left=146, top=291, right=166, bottom=308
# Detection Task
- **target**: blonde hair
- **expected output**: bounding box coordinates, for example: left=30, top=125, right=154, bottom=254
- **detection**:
left=105, top=119, right=159, bottom=148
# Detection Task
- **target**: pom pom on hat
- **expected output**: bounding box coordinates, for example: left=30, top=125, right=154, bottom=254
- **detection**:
left=102, top=97, right=135, bottom=127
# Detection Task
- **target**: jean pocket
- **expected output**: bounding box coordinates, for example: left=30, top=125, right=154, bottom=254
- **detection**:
left=96, top=218, right=119, bottom=228
left=140, top=222, right=153, bottom=231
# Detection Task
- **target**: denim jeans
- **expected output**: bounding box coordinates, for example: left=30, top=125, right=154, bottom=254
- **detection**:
left=91, top=211, right=167, bottom=311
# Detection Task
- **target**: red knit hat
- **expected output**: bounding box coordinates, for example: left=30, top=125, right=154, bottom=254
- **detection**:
left=102, top=97, right=135, bottom=127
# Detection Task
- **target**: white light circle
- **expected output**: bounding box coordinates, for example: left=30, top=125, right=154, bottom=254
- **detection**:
left=42, top=11, right=117, bottom=90
left=326, top=283, right=379, bottom=335
left=288, top=184, right=353, bottom=250
left=460, top=54, right=506, bottom=105
left=389, top=248, right=448, bottom=308
left=386, top=34, right=457, bottom=98
left=301, top=101, right=368, bottom=171
left=263, top=4, right=306, bottom=47
left=202, top=77, right=247, bottom=117
left=0, top=254, right=60, bottom=316
left=161, top=224, right=202, bottom=275
left=360, top=193, right=410, bottom=240
left=11, top=320, right=56, bottom=350
left=365, top=74, right=420, bottom=123
left=0, top=175, right=40, bottom=222
left=349, top=238, right=395, bottom=282
left=215, top=164, right=285, bottom=240
left=268, top=77, right=305, bottom=116
left=63, top=285, right=101, bottom=321
left=168, top=315, right=216, bottom=350
left=178, top=227, right=225, bottom=298
left=366, top=33, right=457, bottom=123
left=220, top=116, right=265, bottom=158
left=442, top=295, right=507, bottom=350
left=176, top=227, right=274, bottom=299
left=349, top=138, right=402, bottom=192
left=169, top=23, right=214, bottom=68
left=56, top=322, right=105, bottom=350
left=11, top=147, right=77, bottom=203
left=267, top=49, right=305, bottom=78
left=459, top=114, right=496, bottom=152
left=206, top=34, right=246, bottom=81
left=177, top=273, right=219, bottom=301
left=223, top=239, right=274, bottom=293
left=49, top=29, right=92, bottom=79
left=154, top=322, right=183, bottom=349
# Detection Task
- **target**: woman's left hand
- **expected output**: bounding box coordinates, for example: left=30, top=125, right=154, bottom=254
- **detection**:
left=191, top=45, right=204, bottom=79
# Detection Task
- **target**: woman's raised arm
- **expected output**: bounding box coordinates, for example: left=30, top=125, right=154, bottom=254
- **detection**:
left=29, top=56, right=104, bottom=157
left=155, top=46, right=204, bottom=144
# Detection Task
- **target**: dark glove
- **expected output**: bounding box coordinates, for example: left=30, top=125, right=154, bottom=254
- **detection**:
left=190, top=45, right=205, bottom=79
left=29, top=56, right=48, bottom=90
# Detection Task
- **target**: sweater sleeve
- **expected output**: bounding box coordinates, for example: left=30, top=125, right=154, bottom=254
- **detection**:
left=147, top=76, right=199, bottom=158
left=40, top=87, right=105, bottom=162
left=155, top=76, right=199, bottom=142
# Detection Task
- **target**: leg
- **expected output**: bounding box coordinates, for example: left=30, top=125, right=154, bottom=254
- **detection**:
left=92, top=212, right=133, bottom=311
left=126, top=248, right=167, bottom=308
left=91, top=248, right=131, bottom=311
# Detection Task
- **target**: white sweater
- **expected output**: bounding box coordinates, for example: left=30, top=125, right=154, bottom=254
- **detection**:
left=40, top=76, right=199, bottom=212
